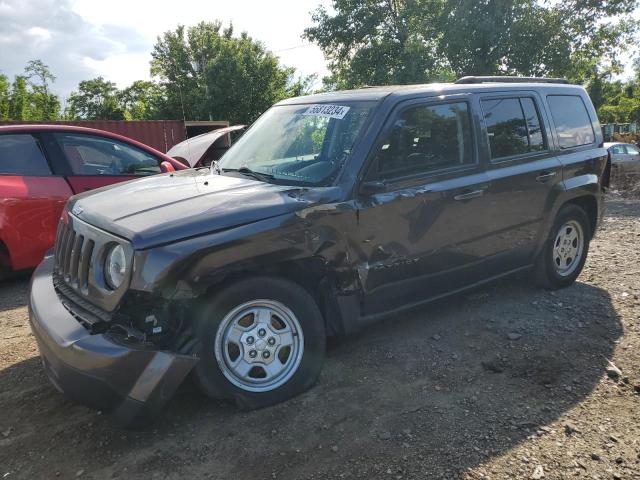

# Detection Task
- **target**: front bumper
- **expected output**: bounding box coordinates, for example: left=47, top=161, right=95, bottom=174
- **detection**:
left=28, top=255, right=198, bottom=425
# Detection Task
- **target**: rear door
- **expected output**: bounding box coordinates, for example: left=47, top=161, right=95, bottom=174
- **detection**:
left=354, top=96, right=494, bottom=315
left=44, top=132, right=163, bottom=194
left=0, top=133, right=73, bottom=270
left=478, top=92, right=562, bottom=269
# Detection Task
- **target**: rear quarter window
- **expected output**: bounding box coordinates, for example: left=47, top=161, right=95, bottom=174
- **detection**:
left=547, top=95, right=595, bottom=149
left=0, top=134, right=51, bottom=176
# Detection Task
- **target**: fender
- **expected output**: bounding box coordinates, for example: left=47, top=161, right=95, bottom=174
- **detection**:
left=129, top=204, right=363, bottom=335
left=533, top=173, right=603, bottom=258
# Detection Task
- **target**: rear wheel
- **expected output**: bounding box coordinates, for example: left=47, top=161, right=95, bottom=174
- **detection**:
left=193, top=276, right=326, bottom=409
left=533, top=204, right=591, bottom=289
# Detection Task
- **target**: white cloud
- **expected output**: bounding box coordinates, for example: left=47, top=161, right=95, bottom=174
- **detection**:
left=0, top=0, right=150, bottom=99
left=26, top=26, right=52, bottom=40
left=0, top=0, right=332, bottom=101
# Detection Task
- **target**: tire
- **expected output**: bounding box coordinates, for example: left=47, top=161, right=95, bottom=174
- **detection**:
left=532, top=204, right=591, bottom=289
left=193, top=276, right=326, bottom=409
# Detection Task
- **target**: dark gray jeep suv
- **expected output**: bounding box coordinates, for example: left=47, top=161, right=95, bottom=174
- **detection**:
left=29, top=77, right=609, bottom=424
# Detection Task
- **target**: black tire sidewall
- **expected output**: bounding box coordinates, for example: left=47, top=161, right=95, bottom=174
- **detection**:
left=193, top=276, right=326, bottom=409
left=540, top=205, right=591, bottom=288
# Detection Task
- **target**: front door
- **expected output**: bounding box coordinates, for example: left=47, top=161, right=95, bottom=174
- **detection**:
left=353, top=97, right=493, bottom=316
left=44, top=132, right=162, bottom=194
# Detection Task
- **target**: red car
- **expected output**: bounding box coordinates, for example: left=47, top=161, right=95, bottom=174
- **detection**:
left=0, top=125, right=187, bottom=279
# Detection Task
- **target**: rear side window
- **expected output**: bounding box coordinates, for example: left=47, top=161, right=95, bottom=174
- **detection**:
left=481, top=97, right=545, bottom=160
left=626, top=145, right=639, bottom=155
left=0, top=134, right=51, bottom=175
left=547, top=95, right=595, bottom=149
left=374, top=101, right=474, bottom=179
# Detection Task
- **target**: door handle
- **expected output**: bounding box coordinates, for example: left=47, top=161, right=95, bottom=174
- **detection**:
left=453, top=189, right=485, bottom=201
left=535, top=171, right=557, bottom=183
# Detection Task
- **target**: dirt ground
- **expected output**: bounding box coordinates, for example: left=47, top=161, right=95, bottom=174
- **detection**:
left=1, top=195, right=639, bottom=480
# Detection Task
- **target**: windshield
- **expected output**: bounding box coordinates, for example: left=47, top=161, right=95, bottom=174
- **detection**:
left=218, top=101, right=376, bottom=186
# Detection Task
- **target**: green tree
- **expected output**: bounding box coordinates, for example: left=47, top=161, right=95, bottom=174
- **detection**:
left=304, top=0, right=451, bottom=89
left=65, top=77, right=126, bottom=120
left=119, top=80, right=164, bottom=120
left=595, top=75, right=640, bottom=124
left=305, top=0, right=639, bottom=88
left=8, top=76, right=29, bottom=120
left=24, top=60, right=60, bottom=120
left=0, top=74, right=10, bottom=120
left=151, top=21, right=313, bottom=124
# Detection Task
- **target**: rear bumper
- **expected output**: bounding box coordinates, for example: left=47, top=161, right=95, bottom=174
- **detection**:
left=28, top=255, right=197, bottom=425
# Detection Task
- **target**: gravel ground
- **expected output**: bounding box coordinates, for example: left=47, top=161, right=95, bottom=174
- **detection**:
left=1, top=196, right=639, bottom=480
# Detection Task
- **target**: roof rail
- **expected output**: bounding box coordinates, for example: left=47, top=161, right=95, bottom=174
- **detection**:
left=454, top=76, right=569, bottom=85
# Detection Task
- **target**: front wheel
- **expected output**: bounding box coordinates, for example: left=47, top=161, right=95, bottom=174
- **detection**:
left=193, top=276, right=326, bottom=409
left=532, top=204, right=591, bottom=289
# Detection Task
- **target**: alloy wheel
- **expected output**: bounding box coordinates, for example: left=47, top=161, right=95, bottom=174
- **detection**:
left=552, top=220, right=584, bottom=277
left=214, top=299, right=304, bottom=392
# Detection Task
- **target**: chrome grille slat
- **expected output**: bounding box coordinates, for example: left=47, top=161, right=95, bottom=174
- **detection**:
left=78, top=239, right=94, bottom=292
left=62, top=230, right=76, bottom=278
left=58, top=225, right=72, bottom=273
left=69, top=235, right=84, bottom=285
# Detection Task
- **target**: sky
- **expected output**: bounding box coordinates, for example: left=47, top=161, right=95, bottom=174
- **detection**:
left=0, top=0, right=332, bottom=101
left=1, top=0, right=637, bottom=104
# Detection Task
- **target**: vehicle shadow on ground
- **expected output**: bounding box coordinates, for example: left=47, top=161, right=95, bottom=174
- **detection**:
left=0, top=277, right=623, bottom=480
left=0, top=277, right=29, bottom=313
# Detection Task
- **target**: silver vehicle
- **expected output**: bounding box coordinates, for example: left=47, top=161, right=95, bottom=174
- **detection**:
left=604, top=142, right=640, bottom=174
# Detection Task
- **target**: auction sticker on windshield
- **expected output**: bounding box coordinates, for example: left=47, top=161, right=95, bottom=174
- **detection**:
left=302, top=104, right=351, bottom=119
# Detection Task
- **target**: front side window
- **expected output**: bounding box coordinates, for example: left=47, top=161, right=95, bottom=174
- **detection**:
left=0, top=134, right=51, bottom=176
left=626, top=145, right=639, bottom=155
left=482, top=97, right=546, bottom=160
left=611, top=145, right=626, bottom=155
left=373, top=102, right=474, bottom=180
left=54, top=134, right=161, bottom=176
left=547, top=95, right=595, bottom=149
left=218, top=102, right=375, bottom=186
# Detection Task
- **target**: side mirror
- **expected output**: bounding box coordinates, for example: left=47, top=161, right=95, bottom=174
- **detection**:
left=359, top=180, right=386, bottom=196
left=160, top=161, right=176, bottom=173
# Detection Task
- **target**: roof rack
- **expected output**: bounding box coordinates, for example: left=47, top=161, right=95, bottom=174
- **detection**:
left=454, top=76, right=569, bottom=85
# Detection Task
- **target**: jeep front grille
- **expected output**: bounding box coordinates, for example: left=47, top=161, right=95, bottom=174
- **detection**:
left=53, top=213, right=133, bottom=314
left=54, top=220, right=95, bottom=293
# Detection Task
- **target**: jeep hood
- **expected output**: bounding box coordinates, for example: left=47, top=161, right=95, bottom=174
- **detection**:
left=69, top=169, right=321, bottom=249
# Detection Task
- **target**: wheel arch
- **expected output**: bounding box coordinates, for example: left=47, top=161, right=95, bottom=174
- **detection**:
left=199, top=256, right=349, bottom=337
left=561, top=195, right=598, bottom=239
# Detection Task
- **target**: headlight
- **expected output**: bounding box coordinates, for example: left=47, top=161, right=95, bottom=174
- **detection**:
left=105, top=244, right=127, bottom=289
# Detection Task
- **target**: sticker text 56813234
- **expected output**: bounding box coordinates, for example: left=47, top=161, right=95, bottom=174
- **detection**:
left=301, top=104, right=351, bottom=120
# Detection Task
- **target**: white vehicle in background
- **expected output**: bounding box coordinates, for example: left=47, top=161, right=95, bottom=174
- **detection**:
left=168, top=125, right=245, bottom=168
left=604, top=142, right=640, bottom=174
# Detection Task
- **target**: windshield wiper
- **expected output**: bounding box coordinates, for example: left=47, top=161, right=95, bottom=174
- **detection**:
left=222, top=166, right=274, bottom=183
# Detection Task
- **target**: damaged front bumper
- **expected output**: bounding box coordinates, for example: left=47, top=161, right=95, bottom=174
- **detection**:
left=28, top=255, right=198, bottom=425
